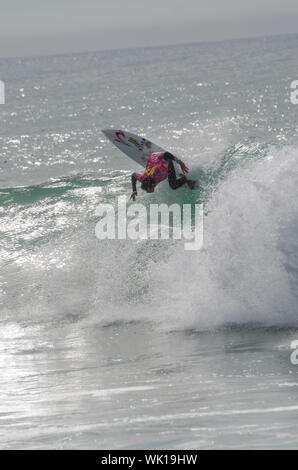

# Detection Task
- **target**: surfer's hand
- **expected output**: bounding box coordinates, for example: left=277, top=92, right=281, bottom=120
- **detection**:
left=180, top=162, right=189, bottom=174
left=130, top=191, right=137, bottom=201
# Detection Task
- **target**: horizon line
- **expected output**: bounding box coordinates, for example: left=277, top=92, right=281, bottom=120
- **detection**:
left=0, top=31, right=297, bottom=61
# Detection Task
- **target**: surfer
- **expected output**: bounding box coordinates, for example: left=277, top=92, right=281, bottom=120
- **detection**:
left=130, top=152, right=196, bottom=201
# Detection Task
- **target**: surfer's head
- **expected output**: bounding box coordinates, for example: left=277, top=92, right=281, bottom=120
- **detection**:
left=141, top=177, right=156, bottom=193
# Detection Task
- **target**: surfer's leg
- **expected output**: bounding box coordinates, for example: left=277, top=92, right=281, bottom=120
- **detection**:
left=167, top=160, right=187, bottom=190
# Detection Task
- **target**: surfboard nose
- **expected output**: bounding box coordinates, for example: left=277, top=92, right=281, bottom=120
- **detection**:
left=102, top=129, right=119, bottom=141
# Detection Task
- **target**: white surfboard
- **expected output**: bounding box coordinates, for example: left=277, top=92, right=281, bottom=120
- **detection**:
left=102, top=129, right=180, bottom=173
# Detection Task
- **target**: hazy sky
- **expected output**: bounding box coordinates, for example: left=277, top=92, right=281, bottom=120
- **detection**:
left=1, top=0, right=298, bottom=57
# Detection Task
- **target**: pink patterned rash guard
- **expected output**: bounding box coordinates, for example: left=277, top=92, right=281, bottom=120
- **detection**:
left=134, top=152, right=170, bottom=186
left=131, top=151, right=184, bottom=193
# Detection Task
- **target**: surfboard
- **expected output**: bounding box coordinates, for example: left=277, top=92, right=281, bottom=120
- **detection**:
left=102, top=129, right=181, bottom=173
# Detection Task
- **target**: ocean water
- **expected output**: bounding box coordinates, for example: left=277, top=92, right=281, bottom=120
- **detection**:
left=1, top=34, right=298, bottom=449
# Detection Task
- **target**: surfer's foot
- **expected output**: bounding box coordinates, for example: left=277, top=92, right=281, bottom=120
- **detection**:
left=186, top=179, right=197, bottom=190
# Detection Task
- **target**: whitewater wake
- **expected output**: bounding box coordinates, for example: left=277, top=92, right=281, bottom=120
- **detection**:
left=1, top=139, right=298, bottom=332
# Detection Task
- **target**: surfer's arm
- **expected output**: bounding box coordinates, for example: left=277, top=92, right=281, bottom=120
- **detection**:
left=131, top=173, right=138, bottom=192
left=130, top=173, right=139, bottom=201
left=163, top=152, right=182, bottom=165
left=163, top=152, right=189, bottom=174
